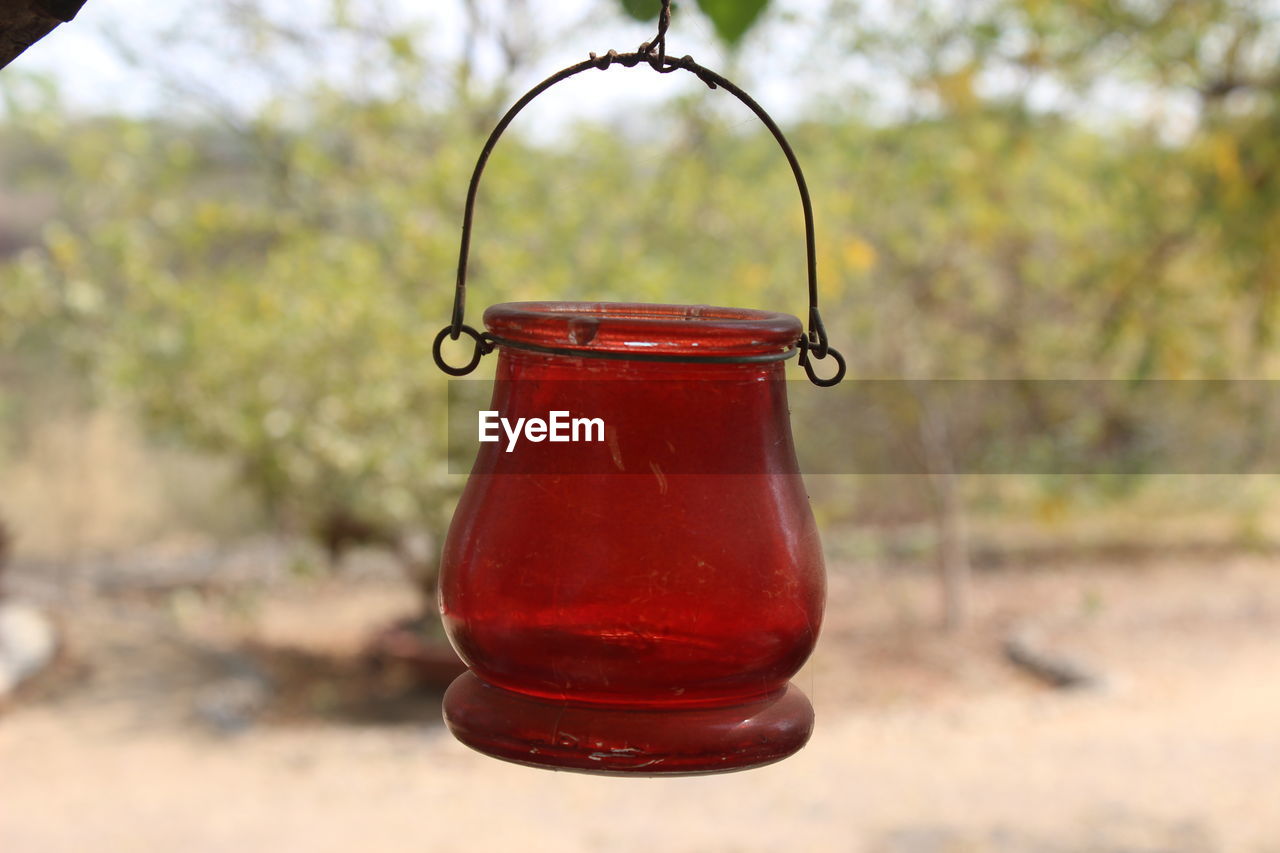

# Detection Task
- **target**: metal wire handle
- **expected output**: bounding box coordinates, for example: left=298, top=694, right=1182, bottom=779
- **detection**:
left=433, top=0, right=845, bottom=387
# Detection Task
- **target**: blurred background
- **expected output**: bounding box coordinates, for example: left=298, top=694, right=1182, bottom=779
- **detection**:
left=2, top=0, right=1279, bottom=850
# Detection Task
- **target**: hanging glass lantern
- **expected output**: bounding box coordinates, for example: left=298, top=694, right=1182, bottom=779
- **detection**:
left=431, top=2, right=845, bottom=775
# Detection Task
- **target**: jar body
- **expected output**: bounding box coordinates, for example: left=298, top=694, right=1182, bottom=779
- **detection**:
left=439, top=303, right=824, bottom=709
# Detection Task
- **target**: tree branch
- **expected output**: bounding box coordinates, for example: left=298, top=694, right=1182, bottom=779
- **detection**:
left=0, top=0, right=87, bottom=69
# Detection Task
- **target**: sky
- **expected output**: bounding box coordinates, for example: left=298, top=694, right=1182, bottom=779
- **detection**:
left=3, top=0, right=1205, bottom=143
left=6, top=0, right=870, bottom=135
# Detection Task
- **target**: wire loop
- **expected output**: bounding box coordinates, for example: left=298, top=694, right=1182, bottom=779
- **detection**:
left=799, top=337, right=846, bottom=387
left=432, top=324, right=495, bottom=377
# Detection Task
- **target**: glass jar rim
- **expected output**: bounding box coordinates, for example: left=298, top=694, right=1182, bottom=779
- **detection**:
left=483, top=302, right=802, bottom=361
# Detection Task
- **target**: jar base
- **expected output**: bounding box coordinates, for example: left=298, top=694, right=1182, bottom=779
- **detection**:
left=442, top=671, right=814, bottom=776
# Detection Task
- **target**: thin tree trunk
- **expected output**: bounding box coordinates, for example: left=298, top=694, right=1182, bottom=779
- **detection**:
left=932, top=466, right=971, bottom=632
left=919, top=398, right=972, bottom=632
left=0, top=1, right=88, bottom=69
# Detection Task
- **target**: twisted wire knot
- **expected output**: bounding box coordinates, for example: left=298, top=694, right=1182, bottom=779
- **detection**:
left=584, top=1, right=717, bottom=86
left=639, top=0, right=674, bottom=69
left=587, top=49, right=717, bottom=89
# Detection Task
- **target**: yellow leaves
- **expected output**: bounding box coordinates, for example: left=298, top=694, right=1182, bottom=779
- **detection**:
left=42, top=221, right=80, bottom=270
left=737, top=262, right=768, bottom=294
left=843, top=238, right=878, bottom=274
left=816, top=237, right=876, bottom=303
left=1194, top=131, right=1255, bottom=211
left=1208, top=133, right=1243, bottom=186
left=194, top=202, right=225, bottom=231
left=1035, top=492, right=1069, bottom=525
left=933, top=63, right=980, bottom=114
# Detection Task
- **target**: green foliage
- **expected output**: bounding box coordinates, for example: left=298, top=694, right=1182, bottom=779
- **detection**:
left=619, top=0, right=664, bottom=22
left=8, top=0, right=1280, bottom=569
left=616, top=0, right=770, bottom=46
left=694, top=0, right=770, bottom=45
left=0, top=85, right=817, bottom=569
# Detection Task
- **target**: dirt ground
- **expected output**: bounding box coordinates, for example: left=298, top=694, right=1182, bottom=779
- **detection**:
left=2, top=555, right=1278, bottom=852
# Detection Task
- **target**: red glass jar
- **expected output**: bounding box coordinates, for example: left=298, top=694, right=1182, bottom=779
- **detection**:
left=439, top=302, right=825, bottom=775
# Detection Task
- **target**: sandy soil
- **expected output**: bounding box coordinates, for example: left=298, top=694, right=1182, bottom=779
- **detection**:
left=2, top=557, right=1279, bottom=852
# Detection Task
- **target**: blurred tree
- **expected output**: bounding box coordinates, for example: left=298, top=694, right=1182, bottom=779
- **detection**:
left=813, top=0, right=1280, bottom=628
left=6, top=0, right=1280, bottom=633
left=1, top=0, right=796, bottom=601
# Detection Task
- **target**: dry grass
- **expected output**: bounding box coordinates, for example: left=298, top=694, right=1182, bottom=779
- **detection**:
left=0, top=407, right=252, bottom=567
